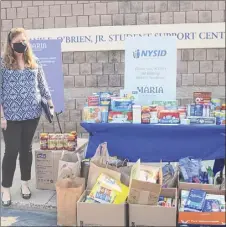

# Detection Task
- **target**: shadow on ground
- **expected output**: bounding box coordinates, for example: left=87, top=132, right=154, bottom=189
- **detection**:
left=1, top=208, right=57, bottom=226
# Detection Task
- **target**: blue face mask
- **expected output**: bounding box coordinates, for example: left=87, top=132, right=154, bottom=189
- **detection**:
left=12, top=42, right=27, bottom=53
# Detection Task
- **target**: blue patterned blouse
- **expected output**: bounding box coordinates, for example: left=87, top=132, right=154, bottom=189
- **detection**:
left=0, top=58, right=51, bottom=121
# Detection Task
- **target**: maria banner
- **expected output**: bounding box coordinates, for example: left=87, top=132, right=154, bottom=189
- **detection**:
left=124, top=36, right=177, bottom=105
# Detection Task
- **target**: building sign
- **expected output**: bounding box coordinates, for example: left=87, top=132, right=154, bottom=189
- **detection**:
left=125, top=36, right=176, bottom=104
left=27, top=23, right=225, bottom=52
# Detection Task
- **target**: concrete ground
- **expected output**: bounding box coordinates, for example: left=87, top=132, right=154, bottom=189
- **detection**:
left=1, top=208, right=57, bottom=226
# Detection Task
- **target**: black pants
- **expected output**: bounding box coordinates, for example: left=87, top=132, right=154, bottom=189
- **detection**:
left=2, top=118, right=40, bottom=188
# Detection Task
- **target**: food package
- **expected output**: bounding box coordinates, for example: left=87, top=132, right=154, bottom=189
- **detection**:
left=120, top=89, right=139, bottom=104
left=110, top=97, right=132, bottom=112
left=180, top=190, right=189, bottom=211
left=88, top=173, right=129, bottom=204
left=184, top=189, right=206, bottom=212
left=139, top=165, right=160, bottom=183
left=159, top=110, right=180, bottom=124
left=98, top=92, right=112, bottom=106
left=88, top=95, right=100, bottom=106
left=108, top=111, right=132, bottom=123
left=193, top=92, right=212, bottom=104
left=141, top=106, right=150, bottom=124
left=83, top=106, right=108, bottom=123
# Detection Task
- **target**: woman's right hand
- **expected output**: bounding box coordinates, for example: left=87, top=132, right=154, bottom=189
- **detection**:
left=1, top=118, right=7, bottom=130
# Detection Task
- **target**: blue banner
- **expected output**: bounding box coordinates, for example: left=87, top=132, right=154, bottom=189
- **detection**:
left=30, top=39, right=64, bottom=113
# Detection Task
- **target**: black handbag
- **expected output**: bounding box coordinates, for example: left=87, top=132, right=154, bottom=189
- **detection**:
left=41, top=98, right=53, bottom=123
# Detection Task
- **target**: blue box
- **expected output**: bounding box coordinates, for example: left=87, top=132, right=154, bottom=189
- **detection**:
left=110, top=98, right=132, bottom=112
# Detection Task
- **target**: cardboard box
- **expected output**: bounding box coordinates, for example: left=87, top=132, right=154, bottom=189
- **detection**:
left=178, top=183, right=225, bottom=226
left=128, top=164, right=163, bottom=205
left=129, top=188, right=177, bottom=226
left=178, top=181, right=218, bottom=192
left=35, top=138, right=88, bottom=190
left=77, top=190, right=127, bottom=226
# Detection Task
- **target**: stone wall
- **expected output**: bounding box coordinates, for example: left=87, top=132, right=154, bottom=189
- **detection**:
left=1, top=1, right=225, bottom=138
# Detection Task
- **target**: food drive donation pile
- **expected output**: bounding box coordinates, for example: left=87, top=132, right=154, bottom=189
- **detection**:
left=54, top=142, right=225, bottom=227
left=83, top=91, right=225, bottom=125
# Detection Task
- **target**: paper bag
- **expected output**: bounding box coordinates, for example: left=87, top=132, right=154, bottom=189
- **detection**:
left=58, top=151, right=81, bottom=180
left=56, top=177, right=85, bottom=226
left=86, top=162, right=121, bottom=190
left=119, top=165, right=132, bottom=187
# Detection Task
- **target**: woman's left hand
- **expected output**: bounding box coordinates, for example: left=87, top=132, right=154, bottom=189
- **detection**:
left=49, top=106, right=54, bottom=117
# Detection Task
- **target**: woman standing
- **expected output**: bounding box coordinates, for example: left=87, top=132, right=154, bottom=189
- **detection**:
left=0, top=28, right=54, bottom=206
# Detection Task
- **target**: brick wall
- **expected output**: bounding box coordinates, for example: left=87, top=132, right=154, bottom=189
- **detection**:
left=1, top=1, right=225, bottom=138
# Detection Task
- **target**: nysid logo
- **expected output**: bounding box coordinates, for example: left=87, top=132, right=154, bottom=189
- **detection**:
left=133, top=49, right=167, bottom=59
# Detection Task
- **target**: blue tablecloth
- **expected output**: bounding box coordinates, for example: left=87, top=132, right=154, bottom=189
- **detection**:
left=81, top=123, right=225, bottom=162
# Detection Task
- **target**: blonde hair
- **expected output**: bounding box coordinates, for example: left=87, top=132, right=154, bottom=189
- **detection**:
left=3, top=27, right=37, bottom=69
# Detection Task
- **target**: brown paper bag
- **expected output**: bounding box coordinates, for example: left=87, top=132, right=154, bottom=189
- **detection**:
left=56, top=177, right=85, bottom=226
left=58, top=151, right=81, bottom=180
left=86, top=162, right=121, bottom=190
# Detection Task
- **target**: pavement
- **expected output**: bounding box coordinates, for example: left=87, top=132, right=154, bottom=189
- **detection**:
left=1, top=208, right=57, bottom=226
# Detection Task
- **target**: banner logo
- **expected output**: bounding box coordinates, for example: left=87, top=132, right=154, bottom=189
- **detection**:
left=133, top=49, right=167, bottom=58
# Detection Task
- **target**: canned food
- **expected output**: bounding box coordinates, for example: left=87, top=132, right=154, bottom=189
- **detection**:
left=40, top=133, right=48, bottom=150
left=67, top=134, right=76, bottom=151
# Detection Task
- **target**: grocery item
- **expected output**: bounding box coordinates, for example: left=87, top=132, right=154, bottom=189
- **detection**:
left=83, top=106, right=107, bottom=123
left=184, top=189, right=206, bottom=212
left=99, top=92, right=112, bottom=106
left=139, top=167, right=159, bottom=183
left=141, top=106, right=150, bottom=124
left=193, top=92, right=212, bottom=104
left=203, top=199, right=221, bottom=212
left=101, top=108, right=108, bottom=123
left=40, top=133, right=48, bottom=150
left=48, top=134, right=57, bottom=150
left=179, top=157, right=202, bottom=183
left=180, top=119, right=190, bottom=125
left=187, top=103, right=196, bottom=116
left=108, top=111, right=132, bottom=123
left=120, top=90, right=139, bottom=104
left=63, top=134, right=69, bottom=150
left=133, top=105, right=141, bottom=124
left=159, top=110, right=180, bottom=124
left=67, top=134, right=76, bottom=151
left=70, top=131, right=78, bottom=147
left=89, top=173, right=129, bottom=204
left=187, top=116, right=216, bottom=125
left=56, top=134, right=64, bottom=150
left=88, top=95, right=100, bottom=106
left=211, top=98, right=221, bottom=110
left=111, top=97, right=132, bottom=112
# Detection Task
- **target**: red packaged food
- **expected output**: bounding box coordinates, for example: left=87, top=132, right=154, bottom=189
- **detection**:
left=88, top=95, right=100, bottom=106
left=141, top=106, right=150, bottom=124
left=193, top=92, right=211, bottom=104
left=108, top=111, right=132, bottom=123
left=159, top=110, right=180, bottom=124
